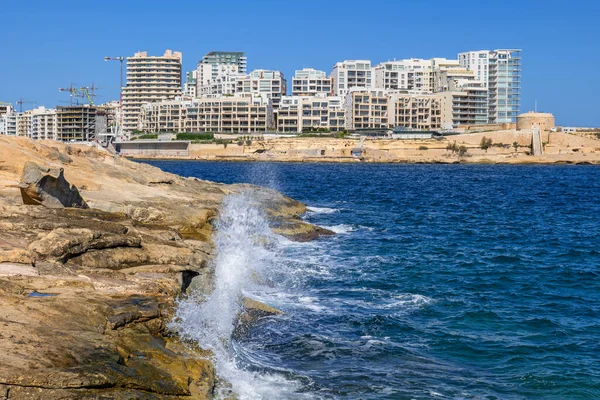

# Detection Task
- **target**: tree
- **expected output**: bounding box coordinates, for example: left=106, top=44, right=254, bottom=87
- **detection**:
left=479, top=136, right=493, bottom=151
left=446, top=141, right=458, bottom=154
left=458, top=145, right=468, bottom=157
left=513, top=141, right=519, bottom=152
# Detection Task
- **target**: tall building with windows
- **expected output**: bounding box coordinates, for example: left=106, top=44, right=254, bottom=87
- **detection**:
left=458, top=49, right=521, bottom=123
left=374, top=58, right=460, bottom=92
left=196, top=51, right=247, bottom=95
left=276, top=95, right=345, bottom=133
left=184, top=70, right=198, bottom=98
left=236, top=69, right=287, bottom=109
left=30, top=107, right=58, bottom=140
left=291, top=68, right=332, bottom=96
left=122, top=50, right=183, bottom=133
left=331, top=60, right=373, bottom=98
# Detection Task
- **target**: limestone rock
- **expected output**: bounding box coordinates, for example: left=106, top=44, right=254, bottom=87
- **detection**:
left=0, top=136, right=328, bottom=399
left=20, top=161, right=88, bottom=209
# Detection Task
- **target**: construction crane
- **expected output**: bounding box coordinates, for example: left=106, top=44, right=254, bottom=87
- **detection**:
left=16, top=98, right=36, bottom=112
left=58, top=84, right=98, bottom=106
left=78, top=84, right=97, bottom=106
left=58, top=84, right=79, bottom=106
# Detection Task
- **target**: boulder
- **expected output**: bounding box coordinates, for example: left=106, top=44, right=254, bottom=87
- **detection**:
left=20, top=162, right=88, bottom=209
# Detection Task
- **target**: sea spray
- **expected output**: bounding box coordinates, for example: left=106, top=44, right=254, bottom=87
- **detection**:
left=170, top=192, right=303, bottom=399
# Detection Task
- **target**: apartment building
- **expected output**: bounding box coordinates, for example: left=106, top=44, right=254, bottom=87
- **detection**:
left=184, top=70, right=198, bottom=98
left=16, top=112, right=32, bottom=137
left=140, top=99, right=190, bottom=133
left=236, top=69, right=287, bottom=109
left=389, top=93, right=445, bottom=130
left=458, top=49, right=521, bottom=123
left=197, top=51, right=247, bottom=86
left=30, top=107, right=58, bottom=140
left=276, top=95, right=345, bottom=133
left=291, top=68, right=332, bottom=96
left=186, top=96, right=272, bottom=134
left=195, top=51, right=247, bottom=97
left=56, top=105, right=97, bottom=142
left=373, top=58, right=460, bottom=93
left=198, top=73, right=241, bottom=98
left=331, top=60, right=373, bottom=98
left=344, top=89, right=389, bottom=130
left=139, top=96, right=273, bottom=134
left=0, top=104, right=15, bottom=136
left=122, top=50, right=183, bottom=133
left=0, top=113, right=17, bottom=136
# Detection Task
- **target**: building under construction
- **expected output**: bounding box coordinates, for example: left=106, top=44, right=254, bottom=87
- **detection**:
left=56, top=105, right=99, bottom=142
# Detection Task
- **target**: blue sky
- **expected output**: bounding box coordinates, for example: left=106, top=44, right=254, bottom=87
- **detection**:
left=1, top=0, right=598, bottom=126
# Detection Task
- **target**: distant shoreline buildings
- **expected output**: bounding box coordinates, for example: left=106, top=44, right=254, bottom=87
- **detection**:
left=0, top=48, right=522, bottom=140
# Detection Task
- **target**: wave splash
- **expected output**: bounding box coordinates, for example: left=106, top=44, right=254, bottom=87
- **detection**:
left=169, top=192, right=301, bottom=399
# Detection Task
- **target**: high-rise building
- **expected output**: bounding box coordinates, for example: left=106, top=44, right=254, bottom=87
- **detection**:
left=196, top=51, right=247, bottom=95
left=30, top=107, right=58, bottom=140
left=458, top=49, right=521, bottom=123
left=331, top=60, right=373, bottom=98
left=184, top=70, right=198, bottom=98
left=291, top=68, right=332, bottom=96
left=122, top=50, right=182, bottom=133
left=236, top=69, right=287, bottom=109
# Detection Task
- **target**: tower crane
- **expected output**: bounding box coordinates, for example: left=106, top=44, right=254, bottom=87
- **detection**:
left=16, top=98, right=37, bottom=112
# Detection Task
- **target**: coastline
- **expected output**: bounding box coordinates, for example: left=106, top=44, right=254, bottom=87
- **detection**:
left=124, top=130, right=600, bottom=166
left=0, top=136, right=328, bottom=399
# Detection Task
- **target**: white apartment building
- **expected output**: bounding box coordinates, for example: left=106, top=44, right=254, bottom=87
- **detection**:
left=236, top=69, right=287, bottom=109
left=122, top=50, right=183, bottom=133
left=0, top=104, right=16, bottom=136
left=277, top=95, right=345, bottom=133
left=139, top=96, right=273, bottom=134
left=198, top=73, right=241, bottom=98
left=184, top=70, right=198, bottom=98
left=344, top=89, right=389, bottom=130
left=331, top=60, right=373, bottom=98
left=373, top=58, right=460, bottom=93
left=196, top=51, right=247, bottom=86
left=291, top=68, right=332, bottom=96
left=16, top=112, right=32, bottom=137
left=458, top=49, right=521, bottom=123
left=30, top=107, right=58, bottom=140
left=196, top=51, right=247, bottom=97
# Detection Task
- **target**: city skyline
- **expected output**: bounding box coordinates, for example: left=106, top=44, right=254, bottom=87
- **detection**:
left=0, top=0, right=598, bottom=126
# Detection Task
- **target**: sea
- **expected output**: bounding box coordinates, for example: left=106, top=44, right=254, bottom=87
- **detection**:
left=142, top=160, right=600, bottom=400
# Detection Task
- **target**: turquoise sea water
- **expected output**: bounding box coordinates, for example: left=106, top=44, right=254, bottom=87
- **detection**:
left=144, top=161, right=600, bottom=400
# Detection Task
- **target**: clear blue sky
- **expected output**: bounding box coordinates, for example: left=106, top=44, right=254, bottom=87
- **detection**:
left=1, top=0, right=598, bottom=126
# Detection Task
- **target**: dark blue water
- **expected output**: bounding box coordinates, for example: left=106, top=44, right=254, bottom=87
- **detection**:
left=144, top=160, right=600, bottom=400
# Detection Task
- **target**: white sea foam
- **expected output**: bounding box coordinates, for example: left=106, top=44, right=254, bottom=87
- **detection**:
left=169, top=192, right=305, bottom=399
left=321, top=224, right=356, bottom=234
left=306, top=206, right=339, bottom=214
left=384, top=293, right=434, bottom=309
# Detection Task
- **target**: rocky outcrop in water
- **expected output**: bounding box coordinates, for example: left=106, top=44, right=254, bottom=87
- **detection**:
left=0, top=137, right=328, bottom=399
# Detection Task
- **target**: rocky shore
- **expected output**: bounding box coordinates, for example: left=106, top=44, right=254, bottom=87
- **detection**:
left=0, top=136, right=328, bottom=399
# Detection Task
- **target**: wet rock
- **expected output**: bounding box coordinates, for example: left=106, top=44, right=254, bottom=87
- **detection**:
left=234, top=297, right=283, bottom=338
left=20, top=162, right=88, bottom=209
